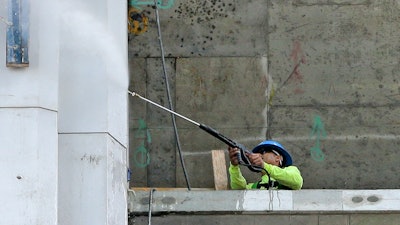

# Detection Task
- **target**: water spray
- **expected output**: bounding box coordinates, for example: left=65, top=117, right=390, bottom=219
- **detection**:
left=128, top=90, right=263, bottom=173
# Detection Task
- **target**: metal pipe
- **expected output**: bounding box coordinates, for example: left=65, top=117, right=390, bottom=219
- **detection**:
left=128, top=91, right=200, bottom=126
left=128, top=90, right=264, bottom=173
left=147, top=188, right=155, bottom=225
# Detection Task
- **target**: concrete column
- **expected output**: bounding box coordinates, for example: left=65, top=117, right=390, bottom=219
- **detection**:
left=58, top=0, right=128, bottom=225
left=0, top=0, right=59, bottom=224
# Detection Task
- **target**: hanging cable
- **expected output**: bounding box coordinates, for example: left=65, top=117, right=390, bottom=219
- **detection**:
left=148, top=188, right=155, bottom=225
left=153, top=0, right=191, bottom=190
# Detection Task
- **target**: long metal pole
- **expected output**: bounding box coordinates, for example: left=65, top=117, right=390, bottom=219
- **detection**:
left=128, top=90, right=264, bottom=173
left=147, top=188, right=155, bottom=225
left=128, top=91, right=200, bottom=126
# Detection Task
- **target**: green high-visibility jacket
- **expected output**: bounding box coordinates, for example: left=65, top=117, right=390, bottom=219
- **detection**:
left=229, top=163, right=303, bottom=190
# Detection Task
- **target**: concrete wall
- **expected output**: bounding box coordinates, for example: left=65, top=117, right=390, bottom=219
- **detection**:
left=0, top=0, right=128, bottom=224
left=132, top=214, right=400, bottom=225
left=58, top=0, right=128, bottom=224
left=128, top=0, right=400, bottom=189
left=0, top=1, right=59, bottom=224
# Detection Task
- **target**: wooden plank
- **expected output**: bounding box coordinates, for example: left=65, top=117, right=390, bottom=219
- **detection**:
left=211, top=150, right=228, bottom=190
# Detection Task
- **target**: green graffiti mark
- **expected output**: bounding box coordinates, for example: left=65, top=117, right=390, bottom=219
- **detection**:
left=310, top=115, right=327, bottom=162
left=135, top=118, right=152, bottom=142
left=133, top=118, right=152, bottom=167
left=134, top=140, right=151, bottom=168
left=130, top=0, right=175, bottom=9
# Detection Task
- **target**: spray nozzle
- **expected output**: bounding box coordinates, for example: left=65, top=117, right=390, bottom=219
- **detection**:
left=128, top=90, right=137, bottom=97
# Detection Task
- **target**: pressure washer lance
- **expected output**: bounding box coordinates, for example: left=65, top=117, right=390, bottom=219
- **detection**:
left=128, top=90, right=263, bottom=173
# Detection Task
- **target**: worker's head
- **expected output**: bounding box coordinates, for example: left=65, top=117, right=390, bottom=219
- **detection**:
left=252, top=140, right=293, bottom=167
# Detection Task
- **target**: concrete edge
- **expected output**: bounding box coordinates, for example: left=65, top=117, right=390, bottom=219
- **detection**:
left=128, top=189, right=400, bottom=214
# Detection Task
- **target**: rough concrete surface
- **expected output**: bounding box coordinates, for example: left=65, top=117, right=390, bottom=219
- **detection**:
left=128, top=189, right=400, bottom=225
left=128, top=0, right=400, bottom=189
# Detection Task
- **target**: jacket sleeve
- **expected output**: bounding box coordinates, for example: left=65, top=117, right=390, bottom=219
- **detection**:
left=263, top=163, right=303, bottom=190
left=228, top=164, right=248, bottom=189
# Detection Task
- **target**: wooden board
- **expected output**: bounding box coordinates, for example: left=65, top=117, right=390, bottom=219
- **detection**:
left=211, top=150, right=228, bottom=190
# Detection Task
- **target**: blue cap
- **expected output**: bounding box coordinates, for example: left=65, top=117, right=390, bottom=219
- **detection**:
left=252, top=140, right=293, bottom=167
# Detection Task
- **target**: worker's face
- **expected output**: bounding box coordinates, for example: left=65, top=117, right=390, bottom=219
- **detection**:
left=261, top=152, right=282, bottom=167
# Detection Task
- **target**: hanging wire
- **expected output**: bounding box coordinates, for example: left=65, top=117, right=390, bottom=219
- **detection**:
left=153, top=0, right=191, bottom=190
left=148, top=188, right=155, bottom=225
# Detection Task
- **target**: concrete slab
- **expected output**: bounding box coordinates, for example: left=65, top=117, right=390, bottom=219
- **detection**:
left=293, top=190, right=343, bottom=211
left=343, top=190, right=400, bottom=211
left=128, top=189, right=400, bottom=214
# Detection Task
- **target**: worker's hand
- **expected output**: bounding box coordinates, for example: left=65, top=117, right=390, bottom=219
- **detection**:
left=247, top=153, right=265, bottom=168
left=228, top=146, right=239, bottom=166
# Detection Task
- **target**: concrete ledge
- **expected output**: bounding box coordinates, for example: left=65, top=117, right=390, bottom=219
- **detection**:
left=128, top=189, right=400, bottom=215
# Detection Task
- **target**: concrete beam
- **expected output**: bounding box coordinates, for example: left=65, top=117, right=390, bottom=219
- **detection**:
left=129, top=189, right=400, bottom=214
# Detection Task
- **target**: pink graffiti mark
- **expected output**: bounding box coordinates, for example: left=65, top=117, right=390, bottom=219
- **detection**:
left=290, top=40, right=306, bottom=83
left=282, top=40, right=306, bottom=91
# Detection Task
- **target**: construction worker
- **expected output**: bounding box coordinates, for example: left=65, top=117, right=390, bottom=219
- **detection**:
left=228, top=140, right=303, bottom=190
